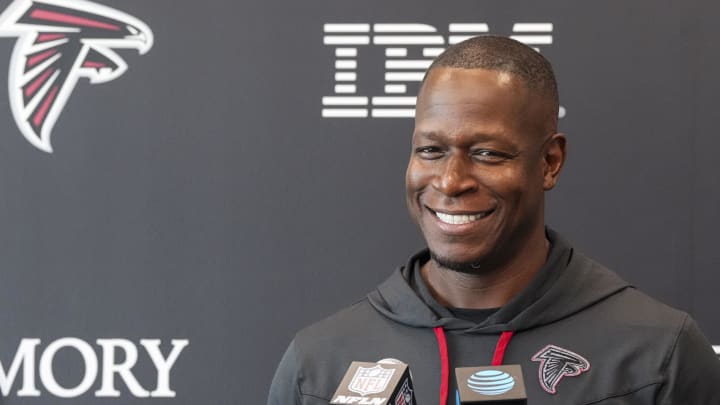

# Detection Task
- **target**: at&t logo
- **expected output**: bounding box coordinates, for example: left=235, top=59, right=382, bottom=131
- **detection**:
left=467, top=369, right=515, bottom=396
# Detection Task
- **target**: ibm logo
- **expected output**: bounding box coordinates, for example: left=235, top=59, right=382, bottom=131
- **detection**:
left=322, top=23, right=556, bottom=119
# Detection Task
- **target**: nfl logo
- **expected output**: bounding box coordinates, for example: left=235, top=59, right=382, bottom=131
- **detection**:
left=348, top=365, right=396, bottom=396
left=395, top=379, right=413, bottom=405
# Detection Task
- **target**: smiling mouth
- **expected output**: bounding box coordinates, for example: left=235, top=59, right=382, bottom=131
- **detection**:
left=430, top=208, right=494, bottom=225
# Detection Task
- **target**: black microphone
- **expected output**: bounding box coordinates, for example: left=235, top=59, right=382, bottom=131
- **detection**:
left=330, top=361, right=416, bottom=405
left=455, top=365, right=527, bottom=404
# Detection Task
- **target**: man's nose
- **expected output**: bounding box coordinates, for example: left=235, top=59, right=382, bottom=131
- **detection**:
left=432, top=154, right=478, bottom=196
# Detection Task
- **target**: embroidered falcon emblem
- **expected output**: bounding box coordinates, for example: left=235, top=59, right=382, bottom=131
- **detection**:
left=531, top=344, right=590, bottom=394
left=0, top=0, right=153, bottom=152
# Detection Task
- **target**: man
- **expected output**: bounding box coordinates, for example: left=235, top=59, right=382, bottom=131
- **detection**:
left=268, top=36, right=720, bottom=404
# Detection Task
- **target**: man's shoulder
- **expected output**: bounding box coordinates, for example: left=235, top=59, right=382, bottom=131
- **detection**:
left=293, top=297, right=380, bottom=352
left=599, top=285, right=691, bottom=351
left=268, top=297, right=386, bottom=404
left=569, top=253, right=702, bottom=373
left=574, top=251, right=689, bottom=330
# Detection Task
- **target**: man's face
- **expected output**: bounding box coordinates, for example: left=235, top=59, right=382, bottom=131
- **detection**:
left=406, top=67, right=562, bottom=271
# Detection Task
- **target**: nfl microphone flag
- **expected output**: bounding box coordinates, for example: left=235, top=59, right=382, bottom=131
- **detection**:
left=331, top=361, right=416, bottom=405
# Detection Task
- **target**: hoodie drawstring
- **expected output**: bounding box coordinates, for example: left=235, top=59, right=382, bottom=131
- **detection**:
left=433, top=327, right=450, bottom=405
left=433, top=327, right=514, bottom=405
left=492, top=331, right=514, bottom=366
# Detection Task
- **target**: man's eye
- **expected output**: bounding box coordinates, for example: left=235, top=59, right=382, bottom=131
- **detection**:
left=472, top=149, right=511, bottom=162
left=415, top=146, right=443, bottom=159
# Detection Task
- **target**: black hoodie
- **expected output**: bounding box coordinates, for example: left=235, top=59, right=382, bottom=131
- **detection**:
left=268, top=230, right=720, bottom=404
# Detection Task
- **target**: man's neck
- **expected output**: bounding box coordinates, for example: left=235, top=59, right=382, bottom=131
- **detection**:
left=420, top=235, right=550, bottom=309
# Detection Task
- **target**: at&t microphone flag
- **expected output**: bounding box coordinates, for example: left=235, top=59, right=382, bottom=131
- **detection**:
left=455, top=365, right=527, bottom=404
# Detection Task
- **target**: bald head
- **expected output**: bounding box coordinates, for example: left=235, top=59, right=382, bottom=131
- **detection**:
left=422, top=36, right=559, bottom=134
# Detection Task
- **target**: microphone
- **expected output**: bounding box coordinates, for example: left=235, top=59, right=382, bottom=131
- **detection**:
left=330, top=361, right=416, bottom=405
left=455, top=365, right=527, bottom=404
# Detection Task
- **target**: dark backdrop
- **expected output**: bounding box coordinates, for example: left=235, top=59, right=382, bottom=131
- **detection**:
left=0, top=0, right=716, bottom=403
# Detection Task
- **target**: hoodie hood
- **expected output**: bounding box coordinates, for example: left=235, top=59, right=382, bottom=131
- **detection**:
left=367, top=229, right=632, bottom=334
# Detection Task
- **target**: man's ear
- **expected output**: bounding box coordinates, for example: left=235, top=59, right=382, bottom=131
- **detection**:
left=543, top=133, right=567, bottom=190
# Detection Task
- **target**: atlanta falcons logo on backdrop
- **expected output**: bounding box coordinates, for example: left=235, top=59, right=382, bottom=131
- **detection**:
left=0, top=0, right=152, bottom=153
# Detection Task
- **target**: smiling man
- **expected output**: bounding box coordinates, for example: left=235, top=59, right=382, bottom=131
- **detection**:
left=268, top=36, right=720, bottom=404
left=408, top=57, right=564, bottom=311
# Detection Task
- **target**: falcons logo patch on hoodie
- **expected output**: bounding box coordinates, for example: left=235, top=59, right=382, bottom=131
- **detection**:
left=532, top=344, right=590, bottom=394
left=0, top=0, right=153, bottom=153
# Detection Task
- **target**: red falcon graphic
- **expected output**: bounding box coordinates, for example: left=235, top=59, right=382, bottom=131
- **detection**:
left=0, top=0, right=153, bottom=152
left=532, top=345, right=590, bottom=394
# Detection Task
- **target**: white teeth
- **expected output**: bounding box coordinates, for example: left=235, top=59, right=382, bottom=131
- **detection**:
left=435, top=211, right=486, bottom=225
